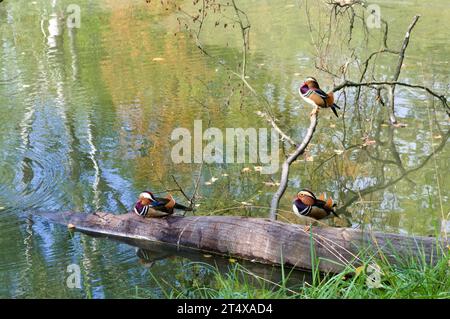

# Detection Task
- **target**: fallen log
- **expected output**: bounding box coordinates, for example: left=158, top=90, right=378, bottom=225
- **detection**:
left=37, top=211, right=448, bottom=273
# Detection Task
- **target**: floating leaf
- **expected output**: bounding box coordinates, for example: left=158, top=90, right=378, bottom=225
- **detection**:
left=203, top=254, right=212, bottom=258
left=393, top=122, right=408, bottom=128
left=152, top=57, right=165, bottom=62
left=329, top=123, right=336, bottom=128
left=354, top=265, right=365, bottom=276
left=433, top=135, right=442, bottom=139
left=264, top=181, right=280, bottom=187
left=334, top=149, right=344, bottom=155
left=205, top=177, right=218, bottom=185
left=361, top=137, right=376, bottom=147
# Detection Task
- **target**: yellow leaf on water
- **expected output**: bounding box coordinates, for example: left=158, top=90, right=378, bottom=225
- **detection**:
left=433, top=135, right=442, bottom=139
left=329, top=123, right=336, bottom=128
left=152, top=57, right=165, bottom=62
left=393, top=122, right=408, bottom=128
left=362, top=138, right=376, bottom=147
left=263, top=181, right=280, bottom=187
left=0, top=206, right=5, bottom=210
left=354, top=265, right=365, bottom=276
left=203, top=254, right=212, bottom=258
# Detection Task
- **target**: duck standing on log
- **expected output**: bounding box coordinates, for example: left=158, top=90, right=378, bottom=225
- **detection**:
left=292, top=189, right=338, bottom=221
left=299, top=77, right=340, bottom=117
left=134, top=191, right=191, bottom=217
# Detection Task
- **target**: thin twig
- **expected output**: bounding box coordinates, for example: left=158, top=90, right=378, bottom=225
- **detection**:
left=388, top=15, right=421, bottom=124
left=333, top=80, right=449, bottom=114
left=171, top=175, right=191, bottom=203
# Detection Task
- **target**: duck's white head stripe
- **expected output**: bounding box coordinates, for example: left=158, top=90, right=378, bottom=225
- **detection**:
left=298, top=190, right=316, bottom=200
left=140, top=192, right=155, bottom=201
left=305, top=77, right=318, bottom=83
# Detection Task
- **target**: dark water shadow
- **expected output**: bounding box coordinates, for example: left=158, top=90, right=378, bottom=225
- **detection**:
left=81, top=231, right=312, bottom=290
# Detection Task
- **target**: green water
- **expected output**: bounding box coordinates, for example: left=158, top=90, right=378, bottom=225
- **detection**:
left=0, top=0, right=448, bottom=298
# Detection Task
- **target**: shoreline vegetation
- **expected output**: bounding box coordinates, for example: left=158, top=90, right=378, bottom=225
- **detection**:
left=137, top=247, right=449, bottom=299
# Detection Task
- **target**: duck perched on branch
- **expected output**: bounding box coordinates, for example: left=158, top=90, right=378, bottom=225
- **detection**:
left=134, top=191, right=192, bottom=217
left=292, top=189, right=338, bottom=220
left=299, top=77, right=340, bottom=117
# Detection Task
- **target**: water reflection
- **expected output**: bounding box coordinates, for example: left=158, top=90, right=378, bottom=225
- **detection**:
left=0, top=0, right=448, bottom=298
left=131, top=239, right=312, bottom=291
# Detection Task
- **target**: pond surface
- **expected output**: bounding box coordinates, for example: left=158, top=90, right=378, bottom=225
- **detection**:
left=0, top=0, right=448, bottom=298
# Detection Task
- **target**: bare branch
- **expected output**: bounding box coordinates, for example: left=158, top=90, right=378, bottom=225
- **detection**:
left=388, top=15, right=421, bottom=124
left=256, top=111, right=298, bottom=148
left=171, top=175, right=191, bottom=203
left=269, top=112, right=319, bottom=220
left=332, top=80, right=449, bottom=115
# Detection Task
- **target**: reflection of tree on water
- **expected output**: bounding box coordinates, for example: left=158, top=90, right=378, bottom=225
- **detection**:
left=333, top=116, right=449, bottom=232
left=131, top=239, right=311, bottom=289
left=136, top=247, right=173, bottom=268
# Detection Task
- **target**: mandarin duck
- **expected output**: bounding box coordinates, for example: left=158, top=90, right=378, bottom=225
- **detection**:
left=134, top=191, right=192, bottom=217
left=292, top=189, right=338, bottom=221
left=299, top=77, right=340, bottom=117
